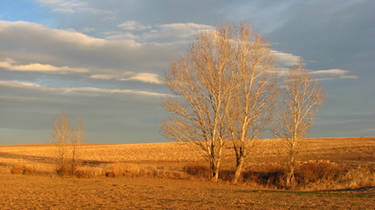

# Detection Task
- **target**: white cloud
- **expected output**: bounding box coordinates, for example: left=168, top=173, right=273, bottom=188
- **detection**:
left=121, top=73, right=163, bottom=84
left=0, top=20, right=170, bottom=74
left=271, top=50, right=300, bottom=66
left=0, top=80, right=170, bottom=97
left=118, top=21, right=151, bottom=31
left=0, top=58, right=88, bottom=73
left=0, top=80, right=41, bottom=88
left=37, top=0, right=88, bottom=14
left=159, top=23, right=214, bottom=37
left=107, top=21, right=214, bottom=42
left=0, top=20, right=112, bottom=47
left=104, top=31, right=138, bottom=40
left=90, top=72, right=163, bottom=84
left=143, top=22, right=214, bottom=41
left=89, top=74, right=117, bottom=80
left=339, top=75, right=359, bottom=79
left=311, top=69, right=348, bottom=75
left=312, top=69, right=359, bottom=80
left=272, top=67, right=358, bottom=80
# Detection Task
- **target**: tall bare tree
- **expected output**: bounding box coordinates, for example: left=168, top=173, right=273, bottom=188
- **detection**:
left=162, top=24, right=236, bottom=181
left=162, top=23, right=278, bottom=182
left=227, top=24, right=278, bottom=184
left=274, top=60, right=326, bottom=188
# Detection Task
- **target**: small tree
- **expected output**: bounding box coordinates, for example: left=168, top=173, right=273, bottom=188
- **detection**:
left=51, top=113, right=85, bottom=176
left=71, top=120, right=85, bottom=173
left=274, top=60, right=326, bottom=188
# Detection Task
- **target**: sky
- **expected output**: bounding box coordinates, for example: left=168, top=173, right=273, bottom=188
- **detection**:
left=0, top=0, right=374, bottom=144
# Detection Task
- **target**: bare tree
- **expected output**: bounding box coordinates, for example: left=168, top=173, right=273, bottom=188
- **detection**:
left=51, top=113, right=85, bottom=176
left=227, top=24, right=278, bottom=184
left=71, top=120, right=85, bottom=173
left=51, top=113, right=73, bottom=175
left=274, top=60, right=326, bottom=188
left=162, top=23, right=278, bottom=182
left=162, top=24, right=236, bottom=181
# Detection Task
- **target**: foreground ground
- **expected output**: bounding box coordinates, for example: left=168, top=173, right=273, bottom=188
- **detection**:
left=0, top=137, right=374, bottom=208
left=0, top=175, right=374, bottom=209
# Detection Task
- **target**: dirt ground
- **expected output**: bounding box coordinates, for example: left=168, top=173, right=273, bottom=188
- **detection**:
left=0, top=138, right=374, bottom=209
left=0, top=174, right=374, bottom=209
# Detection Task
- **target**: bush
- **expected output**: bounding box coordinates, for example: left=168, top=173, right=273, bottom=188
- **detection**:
left=242, top=166, right=286, bottom=188
left=183, top=165, right=209, bottom=178
left=338, top=164, right=375, bottom=188
left=74, top=166, right=104, bottom=178
left=11, top=166, right=34, bottom=175
left=295, top=160, right=345, bottom=185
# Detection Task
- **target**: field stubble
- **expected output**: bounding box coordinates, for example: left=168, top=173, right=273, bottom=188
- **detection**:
left=0, top=138, right=374, bottom=180
left=0, top=137, right=375, bottom=208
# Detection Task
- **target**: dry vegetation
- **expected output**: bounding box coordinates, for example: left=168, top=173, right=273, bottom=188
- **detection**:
left=0, top=137, right=374, bottom=208
left=0, top=137, right=374, bottom=184
left=1, top=175, right=374, bottom=209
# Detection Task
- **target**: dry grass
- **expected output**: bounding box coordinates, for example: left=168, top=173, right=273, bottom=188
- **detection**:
left=0, top=137, right=374, bottom=208
left=0, top=175, right=374, bottom=209
left=0, top=137, right=374, bottom=188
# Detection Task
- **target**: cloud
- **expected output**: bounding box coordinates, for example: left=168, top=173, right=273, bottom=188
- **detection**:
left=107, top=21, right=214, bottom=42
left=362, top=128, right=375, bottom=132
left=312, top=69, right=359, bottom=80
left=118, top=21, right=151, bottom=31
left=0, top=80, right=170, bottom=97
left=311, top=69, right=348, bottom=75
left=271, top=50, right=300, bottom=66
left=89, top=74, right=118, bottom=80
left=121, top=73, right=163, bottom=84
left=0, top=80, right=41, bottom=88
left=339, top=75, right=359, bottom=79
left=0, top=58, right=89, bottom=73
left=90, top=72, right=163, bottom=84
left=272, top=67, right=358, bottom=80
left=0, top=95, right=79, bottom=104
left=0, top=20, right=173, bottom=73
left=143, top=22, right=214, bottom=41
left=37, top=0, right=88, bottom=13
left=158, top=23, right=214, bottom=38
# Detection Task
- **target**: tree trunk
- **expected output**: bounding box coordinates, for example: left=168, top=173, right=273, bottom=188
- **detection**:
left=233, top=155, right=244, bottom=184
left=213, top=145, right=223, bottom=182
left=213, top=164, right=219, bottom=182
left=286, top=152, right=296, bottom=188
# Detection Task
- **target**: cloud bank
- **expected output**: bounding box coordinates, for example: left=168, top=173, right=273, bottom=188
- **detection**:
left=0, top=80, right=170, bottom=97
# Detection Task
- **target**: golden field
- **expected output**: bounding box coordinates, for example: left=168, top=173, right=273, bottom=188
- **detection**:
left=0, top=137, right=374, bottom=209
left=1, top=137, right=374, bottom=175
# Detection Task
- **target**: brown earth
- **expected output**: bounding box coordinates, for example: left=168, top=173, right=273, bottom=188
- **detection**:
left=0, top=137, right=374, bottom=209
left=0, top=175, right=374, bottom=209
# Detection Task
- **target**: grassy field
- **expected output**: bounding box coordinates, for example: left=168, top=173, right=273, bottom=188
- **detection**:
left=0, top=137, right=374, bottom=208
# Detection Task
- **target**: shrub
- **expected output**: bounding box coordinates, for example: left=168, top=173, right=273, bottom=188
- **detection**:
left=11, top=166, right=34, bottom=175
left=338, top=164, right=375, bottom=188
left=295, top=160, right=345, bottom=185
left=242, top=168, right=286, bottom=188
left=74, top=166, right=104, bottom=178
left=183, top=165, right=209, bottom=178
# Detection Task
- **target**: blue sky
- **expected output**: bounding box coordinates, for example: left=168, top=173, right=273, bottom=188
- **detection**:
left=0, top=0, right=374, bottom=144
